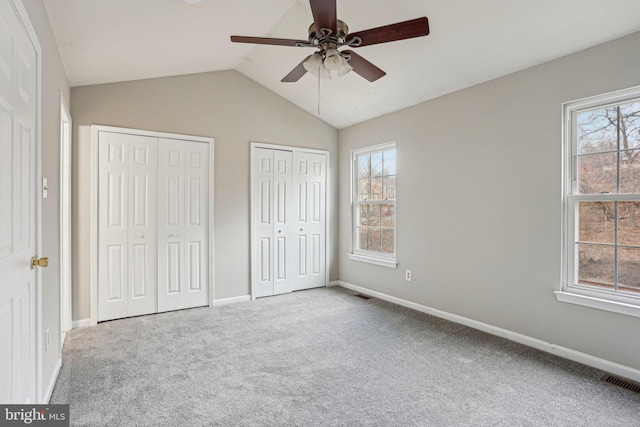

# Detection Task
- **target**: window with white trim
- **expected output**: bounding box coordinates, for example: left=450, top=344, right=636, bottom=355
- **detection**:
left=560, top=87, right=640, bottom=317
left=348, top=142, right=397, bottom=268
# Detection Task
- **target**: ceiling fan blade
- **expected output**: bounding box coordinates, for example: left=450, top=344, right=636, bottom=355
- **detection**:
left=281, top=56, right=312, bottom=82
left=342, top=50, right=386, bottom=82
left=230, top=36, right=309, bottom=47
left=348, top=17, right=429, bottom=47
left=309, top=0, right=337, bottom=36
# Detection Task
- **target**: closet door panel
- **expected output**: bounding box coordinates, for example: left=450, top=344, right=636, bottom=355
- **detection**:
left=98, top=134, right=128, bottom=321
left=127, top=139, right=158, bottom=316
left=272, top=150, right=293, bottom=295
left=292, top=151, right=326, bottom=291
left=158, top=138, right=208, bottom=312
left=183, top=141, right=208, bottom=306
left=98, top=132, right=157, bottom=321
left=252, top=148, right=274, bottom=298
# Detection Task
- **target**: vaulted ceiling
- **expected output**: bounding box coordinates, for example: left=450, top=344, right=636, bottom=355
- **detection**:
left=43, top=0, right=640, bottom=129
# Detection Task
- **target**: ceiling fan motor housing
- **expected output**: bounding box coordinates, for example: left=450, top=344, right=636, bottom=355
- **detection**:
left=308, top=19, right=348, bottom=45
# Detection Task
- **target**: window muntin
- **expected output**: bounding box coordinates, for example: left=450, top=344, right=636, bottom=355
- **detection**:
left=566, top=91, right=640, bottom=303
left=352, top=143, right=396, bottom=261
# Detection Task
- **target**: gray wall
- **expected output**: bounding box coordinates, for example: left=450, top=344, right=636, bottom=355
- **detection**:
left=70, top=70, right=338, bottom=321
left=23, top=0, right=71, bottom=401
left=338, top=31, right=640, bottom=371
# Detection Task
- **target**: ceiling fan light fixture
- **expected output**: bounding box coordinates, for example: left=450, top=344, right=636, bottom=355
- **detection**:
left=323, top=48, right=343, bottom=71
left=303, top=49, right=351, bottom=79
left=303, top=53, right=323, bottom=73
left=303, top=53, right=332, bottom=79
left=318, top=64, right=333, bottom=79
left=337, top=60, right=353, bottom=77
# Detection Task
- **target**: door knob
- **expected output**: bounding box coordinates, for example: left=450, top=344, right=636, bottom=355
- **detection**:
left=278, top=230, right=282, bottom=234
left=300, top=228, right=303, bottom=232
left=31, top=256, right=49, bottom=269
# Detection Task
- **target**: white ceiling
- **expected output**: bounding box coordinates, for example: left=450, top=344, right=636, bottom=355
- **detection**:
left=43, top=0, right=640, bottom=129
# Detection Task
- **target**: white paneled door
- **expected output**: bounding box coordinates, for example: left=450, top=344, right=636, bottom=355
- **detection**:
left=98, top=132, right=158, bottom=321
left=292, top=151, right=326, bottom=291
left=252, top=146, right=326, bottom=298
left=158, top=138, right=209, bottom=312
left=252, top=148, right=294, bottom=297
left=0, top=0, right=38, bottom=403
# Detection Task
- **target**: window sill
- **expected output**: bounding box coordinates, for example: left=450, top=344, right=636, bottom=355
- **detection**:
left=554, top=291, right=640, bottom=318
left=347, top=253, right=397, bottom=269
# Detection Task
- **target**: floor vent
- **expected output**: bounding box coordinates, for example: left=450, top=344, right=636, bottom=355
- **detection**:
left=601, top=374, right=640, bottom=394
left=354, top=293, right=370, bottom=300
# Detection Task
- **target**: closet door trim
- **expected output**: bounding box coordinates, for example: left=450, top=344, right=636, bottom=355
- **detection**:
left=90, top=125, right=214, bottom=325
left=250, top=142, right=330, bottom=300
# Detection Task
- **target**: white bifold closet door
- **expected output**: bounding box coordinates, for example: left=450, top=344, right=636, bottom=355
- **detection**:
left=292, top=151, right=326, bottom=291
left=98, top=132, right=158, bottom=321
left=252, top=147, right=326, bottom=298
left=98, top=132, right=209, bottom=321
left=157, top=138, right=209, bottom=312
left=253, top=148, right=294, bottom=297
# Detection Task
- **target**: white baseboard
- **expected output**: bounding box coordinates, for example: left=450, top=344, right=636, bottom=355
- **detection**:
left=336, top=280, right=640, bottom=383
left=213, top=295, right=251, bottom=306
left=327, top=281, right=340, bottom=287
left=42, top=358, right=62, bottom=403
left=72, top=318, right=94, bottom=329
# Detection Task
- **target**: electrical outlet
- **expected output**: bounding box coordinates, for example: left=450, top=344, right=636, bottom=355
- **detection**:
left=45, top=327, right=50, bottom=351
left=405, top=270, right=412, bottom=281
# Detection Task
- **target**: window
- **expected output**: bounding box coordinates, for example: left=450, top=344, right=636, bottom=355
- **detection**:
left=559, top=86, right=640, bottom=317
left=348, top=142, right=397, bottom=268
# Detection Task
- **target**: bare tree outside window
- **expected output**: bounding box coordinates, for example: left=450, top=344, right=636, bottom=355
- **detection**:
left=353, top=145, right=396, bottom=258
left=576, top=101, right=640, bottom=293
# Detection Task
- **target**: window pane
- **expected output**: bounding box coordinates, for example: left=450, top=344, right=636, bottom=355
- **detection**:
left=358, top=228, right=368, bottom=251
left=381, top=204, right=394, bottom=228
left=371, top=152, right=383, bottom=177
left=353, top=145, right=396, bottom=259
left=370, top=177, right=383, bottom=200
left=383, top=176, right=396, bottom=200
left=577, top=244, right=615, bottom=289
left=358, top=155, right=370, bottom=178
left=577, top=153, right=617, bottom=194
left=619, top=149, right=640, bottom=193
left=577, top=107, right=617, bottom=155
left=358, top=205, right=369, bottom=226
left=618, top=101, right=640, bottom=151
left=368, top=228, right=381, bottom=252
left=383, top=150, right=396, bottom=176
left=369, top=204, right=380, bottom=227
left=578, top=202, right=615, bottom=244
left=359, top=178, right=370, bottom=201
left=618, top=247, right=640, bottom=293
left=618, top=202, right=640, bottom=246
left=381, top=230, right=394, bottom=254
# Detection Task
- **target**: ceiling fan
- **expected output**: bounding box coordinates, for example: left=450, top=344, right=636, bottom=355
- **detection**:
left=230, top=0, right=429, bottom=83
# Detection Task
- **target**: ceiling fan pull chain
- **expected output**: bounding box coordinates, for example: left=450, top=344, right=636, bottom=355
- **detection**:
left=317, top=66, right=321, bottom=115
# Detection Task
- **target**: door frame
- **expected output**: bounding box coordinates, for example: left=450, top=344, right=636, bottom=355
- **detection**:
left=249, top=142, right=330, bottom=300
left=58, top=94, right=72, bottom=337
left=89, top=125, right=215, bottom=325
